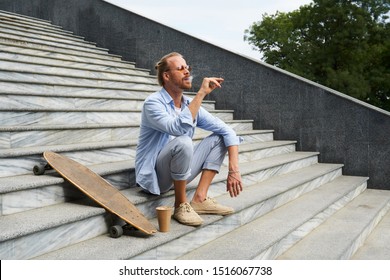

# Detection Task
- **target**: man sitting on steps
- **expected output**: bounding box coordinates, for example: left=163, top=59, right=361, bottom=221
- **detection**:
left=135, top=52, right=243, bottom=226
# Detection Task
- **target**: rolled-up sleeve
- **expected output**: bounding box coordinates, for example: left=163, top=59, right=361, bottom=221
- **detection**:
left=196, top=107, right=243, bottom=147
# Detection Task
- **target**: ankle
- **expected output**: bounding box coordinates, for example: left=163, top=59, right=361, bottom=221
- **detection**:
left=191, top=194, right=206, bottom=204
left=174, top=200, right=188, bottom=208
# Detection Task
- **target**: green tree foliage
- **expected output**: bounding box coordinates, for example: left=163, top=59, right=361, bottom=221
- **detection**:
left=244, top=0, right=390, bottom=111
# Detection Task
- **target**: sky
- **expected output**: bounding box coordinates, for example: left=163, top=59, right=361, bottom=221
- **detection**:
left=104, top=0, right=314, bottom=61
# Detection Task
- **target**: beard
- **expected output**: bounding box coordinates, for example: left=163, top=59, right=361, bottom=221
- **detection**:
left=180, top=76, right=193, bottom=90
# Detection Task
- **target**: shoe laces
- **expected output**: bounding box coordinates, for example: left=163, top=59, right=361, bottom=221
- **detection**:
left=205, top=197, right=217, bottom=204
left=180, top=202, right=193, bottom=212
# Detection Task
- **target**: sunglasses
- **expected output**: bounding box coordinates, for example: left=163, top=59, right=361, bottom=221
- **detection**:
left=166, top=65, right=192, bottom=72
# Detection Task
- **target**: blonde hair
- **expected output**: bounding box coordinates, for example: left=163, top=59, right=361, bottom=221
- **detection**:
left=155, top=52, right=183, bottom=86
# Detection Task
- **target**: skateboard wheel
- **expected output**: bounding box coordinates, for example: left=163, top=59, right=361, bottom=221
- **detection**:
left=109, top=225, right=123, bottom=238
left=33, top=164, right=46, bottom=175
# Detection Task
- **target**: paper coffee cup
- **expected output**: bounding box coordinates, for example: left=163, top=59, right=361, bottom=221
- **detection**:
left=156, top=206, right=172, bottom=232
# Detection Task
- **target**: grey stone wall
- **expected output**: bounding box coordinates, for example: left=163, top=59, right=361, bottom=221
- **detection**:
left=1, top=0, right=389, bottom=189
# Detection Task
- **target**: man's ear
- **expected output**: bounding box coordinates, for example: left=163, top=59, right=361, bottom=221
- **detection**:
left=163, top=72, right=170, bottom=82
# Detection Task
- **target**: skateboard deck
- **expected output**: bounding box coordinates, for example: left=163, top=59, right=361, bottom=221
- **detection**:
left=41, top=151, right=157, bottom=235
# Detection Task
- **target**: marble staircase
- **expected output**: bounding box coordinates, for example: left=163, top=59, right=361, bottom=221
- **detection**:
left=1, top=10, right=389, bottom=260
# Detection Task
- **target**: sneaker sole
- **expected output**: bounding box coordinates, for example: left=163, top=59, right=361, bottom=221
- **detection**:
left=193, top=209, right=234, bottom=215
left=173, top=216, right=203, bottom=226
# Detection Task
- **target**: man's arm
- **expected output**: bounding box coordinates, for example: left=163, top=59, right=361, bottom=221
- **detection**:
left=189, top=77, right=242, bottom=197
left=226, top=145, right=243, bottom=197
left=188, top=77, right=224, bottom=120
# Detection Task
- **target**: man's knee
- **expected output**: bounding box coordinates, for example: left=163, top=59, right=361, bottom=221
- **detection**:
left=172, top=135, right=193, bottom=159
left=204, top=133, right=223, bottom=145
left=175, top=135, right=193, bottom=147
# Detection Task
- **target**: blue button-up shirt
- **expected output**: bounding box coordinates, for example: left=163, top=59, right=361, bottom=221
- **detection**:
left=135, top=88, right=242, bottom=195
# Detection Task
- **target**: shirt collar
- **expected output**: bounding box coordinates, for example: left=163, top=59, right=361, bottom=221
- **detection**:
left=160, top=87, right=191, bottom=106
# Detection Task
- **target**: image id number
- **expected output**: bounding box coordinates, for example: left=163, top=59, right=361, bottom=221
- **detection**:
left=212, top=266, right=272, bottom=276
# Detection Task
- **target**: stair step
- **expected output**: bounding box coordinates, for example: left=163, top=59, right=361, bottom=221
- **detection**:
left=0, top=14, right=110, bottom=55
left=31, top=163, right=344, bottom=260
left=0, top=158, right=136, bottom=195
left=0, top=144, right=307, bottom=215
left=0, top=159, right=137, bottom=217
left=0, top=136, right=286, bottom=161
left=0, top=152, right=321, bottom=259
left=352, top=206, right=390, bottom=259
left=0, top=31, right=111, bottom=56
left=0, top=123, right=139, bottom=151
left=0, top=200, right=111, bottom=259
left=1, top=126, right=267, bottom=175
left=0, top=50, right=145, bottom=75
left=0, top=61, right=156, bottom=84
left=0, top=36, right=122, bottom=62
left=0, top=140, right=294, bottom=192
left=0, top=146, right=136, bottom=179
left=0, top=95, right=145, bottom=113
left=0, top=150, right=317, bottom=214
left=0, top=140, right=138, bottom=158
left=0, top=81, right=154, bottom=99
left=0, top=108, right=225, bottom=127
left=3, top=110, right=222, bottom=127
left=277, top=189, right=390, bottom=259
left=229, top=140, right=296, bottom=163
left=0, top=10, right=63, bottom=31
left=0, top=117, right=251, bottom=150
left=0, top=87, right=215, bottom=112
left=0, top=24, right=100, bottom=51
left=0, top=70, right=158, bottom=89
left=0, top=42, right=136, bottom=68
left=0, top=91, right=214, bottom=109
left=0, top=139, right=296, bottom=185
left=178, top=175, right=368, bottom=260
left=0, top=17, right=90, bottom=44
left=232, top=151, right=319, bottom=186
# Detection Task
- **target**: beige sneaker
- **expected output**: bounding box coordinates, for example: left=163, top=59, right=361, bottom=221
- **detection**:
left=173, top=202, right=203, bottom=226
left=191, top=197, right=234, bottom=215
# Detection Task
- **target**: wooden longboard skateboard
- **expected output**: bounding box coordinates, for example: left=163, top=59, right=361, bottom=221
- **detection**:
left=34, top=151, right=157, bottom=237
